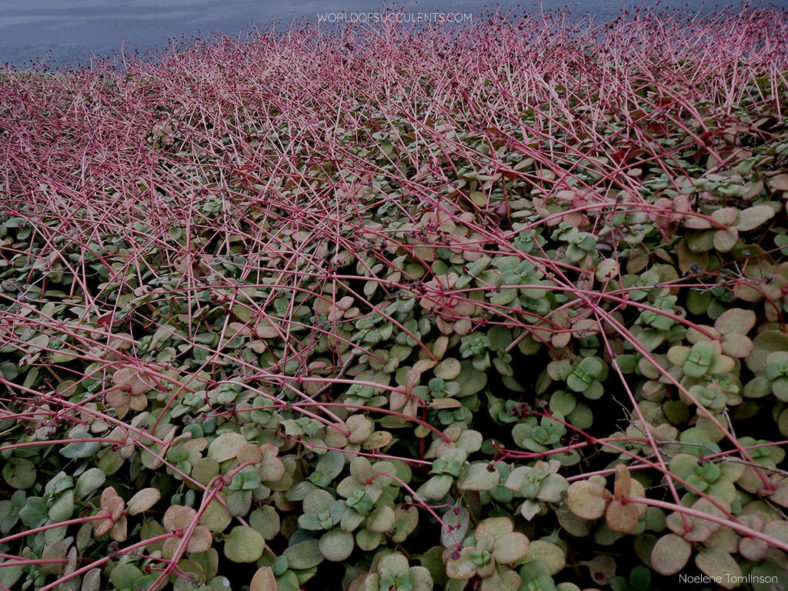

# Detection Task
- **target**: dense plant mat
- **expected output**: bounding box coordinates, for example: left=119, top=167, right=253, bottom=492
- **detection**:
left=1, top=6, right=787, bottom=591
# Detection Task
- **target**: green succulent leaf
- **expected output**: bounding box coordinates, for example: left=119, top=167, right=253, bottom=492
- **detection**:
left=223, top=526, right=265, bottom=563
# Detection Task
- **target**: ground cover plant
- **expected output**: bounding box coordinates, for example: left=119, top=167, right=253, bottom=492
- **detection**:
left=1, top=5, right=787, bottom=590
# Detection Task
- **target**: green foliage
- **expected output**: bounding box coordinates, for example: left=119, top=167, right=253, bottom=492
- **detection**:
left=1, top=12, right=788, bottom=591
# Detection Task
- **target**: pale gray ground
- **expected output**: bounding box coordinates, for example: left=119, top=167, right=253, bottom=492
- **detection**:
left=0, top=0, right=783, bottom=69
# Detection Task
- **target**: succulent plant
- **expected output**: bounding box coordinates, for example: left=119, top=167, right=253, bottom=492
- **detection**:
left=1, top=11, right=787, bottom=590
left=505, top=460, right=568, bottom=520
left=668, top=341, right=735, bottom=379
left=609, top=565, right=652, bottom=591
left=443, top=517, right=530, bottom=590
left=512, top=413, right=566, bottom=453
left=745, top=351, right=788, bottom=401
left=668, top=454, right=740, bottom=503
left=357, top=552, right=433, bottom=591
left=547, top=356, right=609, bottom=400
left=552, top=223, right=598, bottom=263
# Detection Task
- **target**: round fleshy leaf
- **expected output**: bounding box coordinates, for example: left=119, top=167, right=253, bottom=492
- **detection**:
left=431, top=398, right=462, bottom=410
left=713, top=227, right=738, bottom=252
left=455, top=430, right=483, bottom=453
left=236, top=442, right=263, bottom=464
left=3, top=458, right=36, bottom=490
left=519, top=499, right=542, bottom=521
left=628, top=565, right=651, bottom=591
left=751, top=564, right=788, bottom=591
left=721, top=333, right=753, bottom=358
left=711, top=207, right=738, bottom=226
left=48, top=490, right=74, bottom=523
left=248, top=506, right=280, bottom=541
left=112, top=367, right=153, bottom=395
left=651, top=533, right=691, bottom=575
left=127, top=488, right=161, bottom=515
left=346, top=414, right=374, bottom=444
left=186, top=525, right=213, bottom=553
left=567, top=403, right=593, bottom=430
left=744, top=375, right=772, bottom=399
left=99, top=487, right=122, bottom=517
left=492, top=531, right=529, bottom=564
left=549, top=390, right=577, bottom=416
left=379, top=551, right=410, bottom=579
left=313, top=451, right=345, bottom=483
left=93, top=517, right=114, bottom=538
left=340, top=506, right=365, bottom=531
left=200, top=499, right=232, bottom=533
left=356, top=528, right=382, bottom=552
left=208, top=432, right=247, bottom=462
left=366, top=505, right=396, bottom=533
left=391, top=506, right=419, bottom=543
left=736, top=204, right=775, bottom=231
left=260, top=455, right=285, bottom=483
left=567, top=480, right=608, bottom=520
left=714, top=308, right=756, bottom=336
left=445, top=547, right=476, bottom=580
left=109, top=563, right=144, bottom=589
left=364, top=430, right=393, bottom=450
left=537, top=473, right=568, bottom=503
left=763, top=520, right=788, bottom=544
left=747, top=330, right=788, bottom=373
left=283, top=539, right=323, bottom=569
left=302, top=489, right=334, bottom=514
left=613, top=464, right=632, bottom=499
left=695, top=548, right=741, bottom=589
left=441, top=506, right=470, bottom=547
left=709, top=353, right=735, bottom=374
left=191, top=458, right=220, bottom=486
left=667, top=345, right=690, bottom=366
left=669, top=453, right=698, bottom=480
left=595, top=258, right=619, bottom=282
left=250, top=566, right=277, bottom=591
left=75, top=468, right=106, bottom=500
left=109, top=515, right=129, bottom=542
left=605, top=500, right=639, bottom=534
left=457, top=362, right=487, bottom=396
left=40, top=541, right=67, bottom=575
left=480, top=568, right=521, bottom=591
left=773, top=377, right=788, bottom=402
left=0, top=563, right=23, bottom=590
left=319, top=529, right=354, bottom=562
left=458, top=463, right=500, bottom=491
left=526, top=540, right=565, bottom=576
left=420, top=474, right=453, bottom=500
left=409, top=566, right=434, bottom=591
left=475, top=516, right=514, bottom=539
left=434, top=358, right=461, bottom=380
left=223, top=526, right=264, bottom=563
left=79, top=569, right=101, bottom=591
left=583, top=555, right=617, bottom=585
left=768, top=173, right=788, bottom=191
left=163, top=505, right=197, bottom=531
left=739, top=536, right=769, bottom=561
